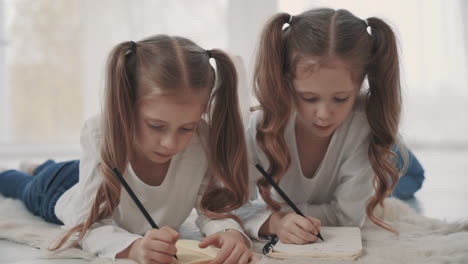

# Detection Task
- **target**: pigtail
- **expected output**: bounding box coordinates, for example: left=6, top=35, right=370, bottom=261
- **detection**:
left=51, top=41, right=136, bottom=249
left=200, top=50, right=249, bottom=223
left=364, top=17, right=401, bottom=234
left=254, top=13, right=294, bottom=210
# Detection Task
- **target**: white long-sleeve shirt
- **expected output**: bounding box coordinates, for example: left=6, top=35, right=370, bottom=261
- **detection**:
left=241, top=103, right=375, bottom=239
left=55, top=115, right=245, bottom=259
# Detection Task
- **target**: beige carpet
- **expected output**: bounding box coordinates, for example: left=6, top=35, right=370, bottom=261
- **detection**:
left=0, top=195, right=467, bottom=264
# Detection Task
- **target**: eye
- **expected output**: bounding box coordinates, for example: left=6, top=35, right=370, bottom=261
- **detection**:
left=334, top=97, right=349, bottom=103
left=302, top=97, right=319, bottom=103
left=147, top=123, right=165, bottom=130
left=180, top=127, right=195, bottom=132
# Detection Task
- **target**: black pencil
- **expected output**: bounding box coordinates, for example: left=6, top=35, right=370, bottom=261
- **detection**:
left=255, top=164, right=324, bottom=244
left=111, top=168, right=178, bottom=260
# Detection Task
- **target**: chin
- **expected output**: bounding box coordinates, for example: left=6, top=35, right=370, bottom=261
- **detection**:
left=310, top=126, right=336, bottom=138
left=151, top=156, right=171, bottom=164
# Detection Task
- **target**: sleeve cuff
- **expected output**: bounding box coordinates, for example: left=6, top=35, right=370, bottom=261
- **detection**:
left=243, top=210, right=272, bottom=240
left=224, top=228, right=253, bottom=249
left=200, top=218, right=242, bottom=237
left=200, top=218, right=253, bottom=248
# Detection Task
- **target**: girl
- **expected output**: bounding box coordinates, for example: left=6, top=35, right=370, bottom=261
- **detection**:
left=240, top=8, right=408, bottom=244
left=0, top=35, right=254, bottom=264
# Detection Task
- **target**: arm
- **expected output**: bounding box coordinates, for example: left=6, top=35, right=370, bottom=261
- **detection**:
left=57, top=117, right=143, bottom=259
left=194, top=175, right=255, bottom=264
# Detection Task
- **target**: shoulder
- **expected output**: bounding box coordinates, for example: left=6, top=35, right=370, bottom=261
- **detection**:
left=81, top=114, right=102, bottom=137
left=80, top=114, right=103, bottom=152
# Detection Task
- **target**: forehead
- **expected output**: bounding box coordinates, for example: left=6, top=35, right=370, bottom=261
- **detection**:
left=138, top=93, right=207, bottom=124
left=293, top=64, right=357, bottom=94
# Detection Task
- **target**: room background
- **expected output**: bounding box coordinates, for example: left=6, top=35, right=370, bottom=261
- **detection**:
left=0, top=0, right=467, bottom=221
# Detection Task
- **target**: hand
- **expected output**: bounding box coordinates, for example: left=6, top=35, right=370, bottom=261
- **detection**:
left=118, top=226, right=179, bottom=264
left=199, top=229, right=256, bottom=264
left=269, top=211, right=321, bottom=244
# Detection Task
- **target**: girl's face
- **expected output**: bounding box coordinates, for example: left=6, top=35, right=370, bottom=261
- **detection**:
left=134, top=93, right=208, bottom=164
left=293, top=64, right=359, bottom=139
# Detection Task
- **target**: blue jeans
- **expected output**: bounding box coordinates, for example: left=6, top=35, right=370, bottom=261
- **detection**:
left=0, top=160, right=79, bottom=224
left=392, top=149, right=425, bottom=199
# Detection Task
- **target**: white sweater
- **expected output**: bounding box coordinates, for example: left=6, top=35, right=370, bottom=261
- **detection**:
left=241, top=104, right=375, bottom=239
left=55, top=116, right=246, bottom=259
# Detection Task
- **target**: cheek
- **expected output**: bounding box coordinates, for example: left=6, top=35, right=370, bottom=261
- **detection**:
left=177, top=133, right=195, bottom=150
left=136, top=126, right=160, bottom=147
left=335, top=102, right=355, bottom=122
left=296, top=101, right=316, bottom=120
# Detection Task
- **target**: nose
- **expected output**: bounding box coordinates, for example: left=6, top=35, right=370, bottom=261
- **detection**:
left=315, top=103, right=332, bottom=121
left=160, top=132, right=177, bottom=152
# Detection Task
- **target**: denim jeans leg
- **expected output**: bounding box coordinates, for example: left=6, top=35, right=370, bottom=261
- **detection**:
left=0, top=170, right=34, bottom=200
left=1, top=160, right=79, bottom=224
left=392, top=148, right=425, bottom=199
left=41, top=160, right=79, bottom=224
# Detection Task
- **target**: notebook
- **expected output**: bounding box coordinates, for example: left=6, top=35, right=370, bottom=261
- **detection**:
left=267, top=227, right=362, bottom=260
left=172, top=239, right=219, bottom=264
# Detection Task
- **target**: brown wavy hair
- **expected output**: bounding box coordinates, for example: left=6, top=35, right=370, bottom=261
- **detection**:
left=254, top=8, right=402, bottom=233
left=51, top=35, right=249, bottom=249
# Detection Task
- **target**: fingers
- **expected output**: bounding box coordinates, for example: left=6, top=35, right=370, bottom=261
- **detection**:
left=306, top=216, right=321, bottom=232
left=294, top=215, right=319, bottom=236
left=277, top=214, right=321, bottom=244
left=222, top=243, right=243, bottom=264
left=140, top=239, right=177, bottom=256
left=146, top=226, right=179, bottom=244
left=140, top=226, right=178, bottom=264
left=209, top=241, right=234, bottom=264
left=248, top=254, right=258, bottom=264
left=145, top=250, right=174, bottom=264
left=290, top=223, right=317, bottom=243
left=199, top=233, right=221, bottom=248
left=279, top=229, right=310, bottom=244
left=238, top=250, right=252, bottom=264
left=206, top=231, right=253, bottom=264
left=161, top=226, right=180, bottom=241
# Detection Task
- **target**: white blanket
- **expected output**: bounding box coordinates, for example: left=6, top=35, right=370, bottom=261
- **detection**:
left=0, top=195, right=467, bottom=264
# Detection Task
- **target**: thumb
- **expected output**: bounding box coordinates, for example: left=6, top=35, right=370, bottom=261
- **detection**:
left=199, top=233, right=221, bottom=248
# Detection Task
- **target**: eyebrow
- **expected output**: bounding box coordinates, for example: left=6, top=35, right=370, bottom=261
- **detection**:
left=297, top=90, right=353, bottom=96
left=145, top=118, right=200, bottom=126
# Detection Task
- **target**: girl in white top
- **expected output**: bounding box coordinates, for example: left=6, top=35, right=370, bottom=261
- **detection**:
left=242, top=8, right=405, bottom=244
left=0, top=35, right=254, bottom=264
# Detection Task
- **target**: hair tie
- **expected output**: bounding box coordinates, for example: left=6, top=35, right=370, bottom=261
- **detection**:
left=364, top=19, right=372, bottom=35
left=130, top=41, right=137, bottom=52
left=126, top=41, right=137, bottom=56
left=289, top=15, right=294, bottom=24
left=205, top=49, right=212, bottom=58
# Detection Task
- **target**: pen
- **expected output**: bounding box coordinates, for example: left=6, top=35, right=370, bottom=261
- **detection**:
left=112, top=168, right=178, bottom=260
left=255, top=164, right=324, bottom=253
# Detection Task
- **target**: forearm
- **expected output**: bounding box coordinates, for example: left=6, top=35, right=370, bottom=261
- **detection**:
left=116, top=238, right=141, bottom=260
left=258, top=211, right=285, bottom=236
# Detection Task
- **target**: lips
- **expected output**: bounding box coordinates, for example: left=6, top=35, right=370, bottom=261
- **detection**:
left=314, top=124, right=333, bottom=130
left=154, top=151, right=172, bottom=158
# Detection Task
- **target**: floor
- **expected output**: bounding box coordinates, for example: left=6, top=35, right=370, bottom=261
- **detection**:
left=0, top=148, right=467, bottom=263
left=403, top=148, right=468, bottom=222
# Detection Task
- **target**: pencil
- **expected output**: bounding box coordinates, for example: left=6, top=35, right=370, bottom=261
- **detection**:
left=112, top=168, right=178, bottom=260
left=255, top=164, right=324, bottom=242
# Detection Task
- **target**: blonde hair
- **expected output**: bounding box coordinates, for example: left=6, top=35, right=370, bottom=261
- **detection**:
left=254, top=8, right=402, bottom=233
left=51, top=35, right=249, bottom=249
